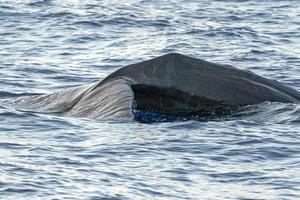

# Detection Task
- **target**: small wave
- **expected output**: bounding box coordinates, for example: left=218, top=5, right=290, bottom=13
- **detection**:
left=41, top=11, right=78, bottom=19
left=236, top=102, right=300, bottom=125
left=0, top=91, right=38, bottom=99
left=73, top=21, right=103, bottom=28
left=65, top=35, right=103, bottom=44
left=204, top=26, right=259, bottom=38
left=27, top=0, right=53, bottom=7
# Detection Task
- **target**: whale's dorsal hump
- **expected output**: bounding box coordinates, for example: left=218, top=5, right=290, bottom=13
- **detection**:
left=8, top=53, right=300, bottom=120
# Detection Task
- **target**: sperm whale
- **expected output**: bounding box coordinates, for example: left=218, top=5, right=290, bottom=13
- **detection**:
left=12, top=53, right=300, bottom=120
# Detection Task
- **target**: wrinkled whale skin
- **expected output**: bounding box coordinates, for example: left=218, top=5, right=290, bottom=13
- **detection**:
left=11, top=53, right=300, bottom=119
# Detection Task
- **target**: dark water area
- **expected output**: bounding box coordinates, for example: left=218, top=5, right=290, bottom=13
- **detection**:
left=1, top=0, right=300, bottom=199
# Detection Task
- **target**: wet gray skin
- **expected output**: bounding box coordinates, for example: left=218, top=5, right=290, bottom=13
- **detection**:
left=11, top=53, right=300, bottom=120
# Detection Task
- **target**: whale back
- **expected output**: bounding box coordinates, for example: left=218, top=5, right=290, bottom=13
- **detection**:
left=97, top=53, right=300, bottom=115
left=9, top=53, right=300, bottom=119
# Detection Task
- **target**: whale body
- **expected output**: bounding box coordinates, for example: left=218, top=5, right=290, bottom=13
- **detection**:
left=12, top=53, right=300, bottom=120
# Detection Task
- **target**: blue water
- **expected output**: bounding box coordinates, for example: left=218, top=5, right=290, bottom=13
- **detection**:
left=1, top=0, right=300, bottom=199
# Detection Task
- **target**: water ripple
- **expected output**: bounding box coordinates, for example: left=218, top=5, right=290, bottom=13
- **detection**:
left=0, top=0, right=300, bottom=199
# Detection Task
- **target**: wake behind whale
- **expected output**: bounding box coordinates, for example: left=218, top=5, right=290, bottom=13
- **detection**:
left=8, top=53, right=300, bottom=121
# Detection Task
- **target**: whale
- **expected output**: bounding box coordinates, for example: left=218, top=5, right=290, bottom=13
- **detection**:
left=11, top=53, right=300, bottom=120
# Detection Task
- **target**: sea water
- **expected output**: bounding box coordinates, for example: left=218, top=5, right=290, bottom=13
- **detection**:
left=0, top=0, right=300, bottom=199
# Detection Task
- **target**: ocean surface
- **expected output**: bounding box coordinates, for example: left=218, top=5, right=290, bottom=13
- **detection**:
left=1, top=0, right=300, bottom=199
